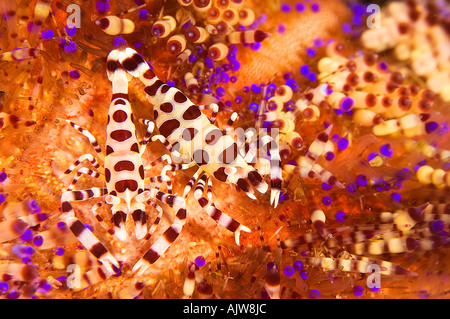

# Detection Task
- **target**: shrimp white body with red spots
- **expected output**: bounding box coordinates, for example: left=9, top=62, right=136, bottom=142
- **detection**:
left=59, top=50, right=187, bottom=276
left=115, top=47, right=282, bottom=244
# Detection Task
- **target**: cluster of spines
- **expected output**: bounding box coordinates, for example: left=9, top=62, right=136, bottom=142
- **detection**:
left=315, top=41, right=440, bottom=138
left=0, top=196, right=62, bottom=299
left=279, top=201, right=450, bottom=280
left=94, top=0, right=269, bottom=58
left=360, top=0, right=450, bottom=102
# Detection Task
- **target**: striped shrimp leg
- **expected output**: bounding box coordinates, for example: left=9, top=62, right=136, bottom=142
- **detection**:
left=66, top=168, right=102, bottom=191
left=280, top=226, right=353, bottom=249
left=68, top=265, right=116, bottom=292
left=346, top=236, right=423, bottom=255
left=62, top=154, right=101, bottom=176
left=132, top=189, right=187, bottom=275
left=284, top=156, right=344, bottom=188
left=60, top=188, right=120, bottom=275
left=305, top=124, right=334, bottom=168
left=194, top=172, right=251, bottom=245
left=424, top=203, right=450, bottom=214
left=181, top=166, right=258, bottom=242
left=256, top=135, right=282, bottom=207
left=298, top=256, right=417, bottom=276
left=63, top=120, right=103, bottom=155
left=240, top=133, right=281, bottom=202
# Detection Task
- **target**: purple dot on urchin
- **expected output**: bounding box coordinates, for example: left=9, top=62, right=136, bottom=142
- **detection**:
left=216, top=86, right=226, bottom=96
left=346, top=183, right=357, bottom=193
left=283, top=266, right=295, bottom=277
left=55, top=247, right=65, bottom=256
left=277, top=24, right=287, bottom=34
left=0, top=282, right=9, bottom=293
left=370, top=286, right=380, bottom=293
left=335, top=210, right=346, bottom=222
left=308, top=72, right=317, bottom=82
left=258, top=13, right=267, bottom=23
left=251, top=83, right=262, bottom=94
left=391, top=192, right=401, bottom=202
left=322, top=196, right=332, bottom=206
left=353, top=285, right=364, bottom=297
left=65, top=25, right=77, bottom=36
left=356, top=174, right=368, bottom=187
left=306, top=47, right=316, bottom=57
left=227, top=51, right=236, bottom=61
left=95, top=0, right=110, bottom=14
left=352, top=15, right=363, bottom=26
left=367, top=152, right=379, bottom=162
left=139, top=9, right=149, bottom=19
left=311, top=2, right=320, bottom=12
left=63, top=40, right=77, bottom=54
left=250, top=42, right=261, bottom=51
left=431, top=220, right=445, bottom=233
left=12, top=244, right=34, bottom=258
left=27, top=200, right=41, bottom=212
left=380, top=143, right=394, bottom=158
left=194, top=255, right=205, bottom=267
left=309, top=289, right=321, bottom=299
left=337, top=137, right=349, bottom=151
left=378, top=61, right=389, bottom=72
left=340, top=97, right=354, bottom=111
left=113, top=36, right=126, bottom=47
left=295, top=2, right=306, bottom=12
left=230, top=60, right=241, bottom=71
left=69, top=70, right=81, bottom=79
left=33, top=235, right=43, bottom=247
left=342, top=22, right=352, bottom=34
left=425, top=121, right=439, bottom=133
left=293, top=260, right=303, bottom=271
left=20, top=229, right=33, bottom=242
left=7, top=291, right=21, bottom=299
left=281, top=3, right=292, bottom=13
left=325, top=151, right=335, bottom=161
left=57, top=221, right=67, bottom=229
left=40, top=29, right=54, bottom=39
left=313, top=37, right=324, bottom=47
left=300, top=64, right=309, bottom=76
left=285, top=78, right=299, bottom=92
left=38, top=281, right=52, bottom=294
